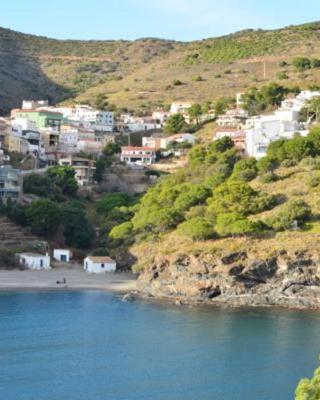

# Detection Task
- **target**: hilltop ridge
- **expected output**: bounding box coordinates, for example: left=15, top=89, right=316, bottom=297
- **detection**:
left=1, top=21, right=320, bottom=114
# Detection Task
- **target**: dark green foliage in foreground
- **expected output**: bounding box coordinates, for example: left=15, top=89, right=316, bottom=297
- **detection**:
left=295, top=362, right=320, bottom=400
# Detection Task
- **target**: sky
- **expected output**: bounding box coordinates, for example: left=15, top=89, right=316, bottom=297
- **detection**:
left=1, top=0, right=320, bottom=41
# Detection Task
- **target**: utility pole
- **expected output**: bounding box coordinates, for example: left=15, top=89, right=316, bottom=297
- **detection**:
left=263, top=62, right=267, bottom=80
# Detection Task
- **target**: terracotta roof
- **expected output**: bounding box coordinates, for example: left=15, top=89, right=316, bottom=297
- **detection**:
left=87, top=256, right=116, bottom=263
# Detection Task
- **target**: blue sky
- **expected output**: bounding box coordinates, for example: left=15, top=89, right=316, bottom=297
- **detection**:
left=1, top=0, right=319, bottom=41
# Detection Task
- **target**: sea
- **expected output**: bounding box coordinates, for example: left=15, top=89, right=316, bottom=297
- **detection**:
left=0, top=291, right=319, bottom=400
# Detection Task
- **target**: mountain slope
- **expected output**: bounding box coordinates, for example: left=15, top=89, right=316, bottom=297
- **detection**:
left=1, top=22, right=320, bottom=114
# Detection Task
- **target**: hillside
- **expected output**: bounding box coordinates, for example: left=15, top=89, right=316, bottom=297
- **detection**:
left=103, top=126, right=320, bottom=309
left=1, top=22, right=320, bottom=114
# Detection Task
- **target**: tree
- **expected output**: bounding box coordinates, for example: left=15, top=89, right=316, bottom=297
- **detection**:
left=164, top=114, right=187, bottom=134
left=188, top=103, right=202, bottom=125
left=231, top=158, right=258, bottom=182
left=214, top=97, right=234, bottom=116
left=26, top=199, right=61, bottom=237
left=61, top=203, right=95, bottom=248
left=242, top=83, right=288, bottom=115
left=215, top=212, right=262, bottom=237
left=109, top=221, right=133, bottom=240
left=95, top=193, right=133, bottom=215
left=177, top=217, right=215, bottom=240
left=94, top=158, right=107, bottom=183
left=207, top=181, right=275, bottom=216
left=103, top=142, right=121, bottom=157
left=295, top=363, right=320, bottom=400
left=257, top=157, right=279, bottom=175
left=46, top=166, right=78, bottom=199
left=23, top=173, right=52, bottom=197
left=307, top=97, right=320, bottom=122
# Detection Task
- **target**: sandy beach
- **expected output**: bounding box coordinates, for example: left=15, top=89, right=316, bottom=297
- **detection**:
left=0, top=267, right=137, bottom=293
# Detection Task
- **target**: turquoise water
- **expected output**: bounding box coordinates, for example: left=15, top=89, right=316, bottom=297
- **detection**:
left=0, top=291, right=319, bottom=400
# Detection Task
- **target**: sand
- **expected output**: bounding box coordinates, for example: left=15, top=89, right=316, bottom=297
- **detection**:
left=0, top=267, right=137, bottom=293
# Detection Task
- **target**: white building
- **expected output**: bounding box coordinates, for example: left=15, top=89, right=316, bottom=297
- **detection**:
left=53, top=249, right=72, bottom=263
left=170, top=102, right=192, bottom=115
left=120, top=146, right=156, bottom=165
left=84, top=256, right=117, bottom=273
left=18, top=253, right=51, bottom=270
left=216, top=109, right=248, bottom=127
left=22, top=100, right=49, bottom=110
left=160, top=133, right=196, bottom=149
left=245, top=112, right=308, bottom=159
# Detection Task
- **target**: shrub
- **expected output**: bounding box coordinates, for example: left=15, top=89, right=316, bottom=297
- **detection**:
left=109, top=222, right=133, bottom=240
left=177, top=217, right=215, bottom=240
left=295, top=363, right=320, bottom=400
left=173, top=79, right=183, bottom=86
left=267, top=200, right=311, bottom=231
left=215, top=213, right=263, bottom=237
left=257, top=157, right=279, bottom=174
left=292, top=57, right=311, bottom=72
left=95, top=193, right=133, bottom=215
left=231, top=158, right=258, bottom=182
left=277, top=71, right=289, bottom=80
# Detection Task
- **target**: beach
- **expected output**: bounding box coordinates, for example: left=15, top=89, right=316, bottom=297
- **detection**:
left=0, top=268, right=137, bottom=292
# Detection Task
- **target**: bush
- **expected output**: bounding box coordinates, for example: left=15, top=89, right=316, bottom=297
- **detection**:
left=292, top=57, right=311, bottom=72
left=231, top=158, right=257, bottom=182
left=177, top=217, right=215, bottom=240
left=277, top=71, right=289, bottom=80
left=295, top=363, right=320, bottom=400
left=164, top=114, right=188, bottom=134
left=95, top=193, right=133, bottom=215
left=267, top=200, right=311, bottom=231
left=257, top=157, right=279, bottom=174
left=23, top=173, right=52, bottom=197
left=215, top=213, right=263, bottom=237
left=109, top=222, right=133, bottom=240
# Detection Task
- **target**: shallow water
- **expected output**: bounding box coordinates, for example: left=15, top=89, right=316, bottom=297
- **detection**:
left=0, top=291, right=319, bottom=400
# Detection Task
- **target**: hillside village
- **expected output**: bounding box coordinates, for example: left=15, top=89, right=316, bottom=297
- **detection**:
left=1, top=82, right=320, bottom=276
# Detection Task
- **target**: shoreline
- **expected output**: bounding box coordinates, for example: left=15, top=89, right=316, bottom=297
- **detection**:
left=0, top=268, right=138, bottom=294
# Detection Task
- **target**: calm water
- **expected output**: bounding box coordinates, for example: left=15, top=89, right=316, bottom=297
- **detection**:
left=0, top=291, right=319, bottom=400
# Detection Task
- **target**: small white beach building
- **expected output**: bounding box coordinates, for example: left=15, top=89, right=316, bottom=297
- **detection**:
left=84, top=256, right=117, bottom=273
left=18, top=253, right=51, bottom=270
left=53, top=249, right=72, bottom=263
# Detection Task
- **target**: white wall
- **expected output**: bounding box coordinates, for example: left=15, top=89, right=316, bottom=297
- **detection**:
left=19, top=254, right=51, bottom=270
left=84, top=258, right=116, bottom=273
left=53, top=250, right=71, bottom=263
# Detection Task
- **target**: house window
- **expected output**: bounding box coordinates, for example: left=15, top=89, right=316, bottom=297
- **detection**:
left=101, top=264, right=105, bottom=268
left=40, top=259, right=43, bottom=268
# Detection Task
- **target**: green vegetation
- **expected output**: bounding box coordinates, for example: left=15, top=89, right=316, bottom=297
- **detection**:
left=2, top=21, right=320, bottom=115
left=164, top=114, right=188, bottom=134
left=241, top=83, right=290, bottom=115
left=295, top=362, right=320, bottom=399
left=23, top=166, right=78, bottom=201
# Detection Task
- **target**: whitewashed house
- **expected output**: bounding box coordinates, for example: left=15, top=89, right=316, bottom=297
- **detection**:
left=84, top=256, right=117, bottom=273
left=120, top=146, right=156, bottom=165
left=53, top=249, right=72, bottom=263
left=18, top=253, right=51, bottom=270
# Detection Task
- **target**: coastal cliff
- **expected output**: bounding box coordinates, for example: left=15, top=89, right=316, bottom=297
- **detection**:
left=137, top=249, right=320, bottom=309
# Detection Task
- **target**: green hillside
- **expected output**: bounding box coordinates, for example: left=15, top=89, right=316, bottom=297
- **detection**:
left=1, top=21, right=320, bottom=114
